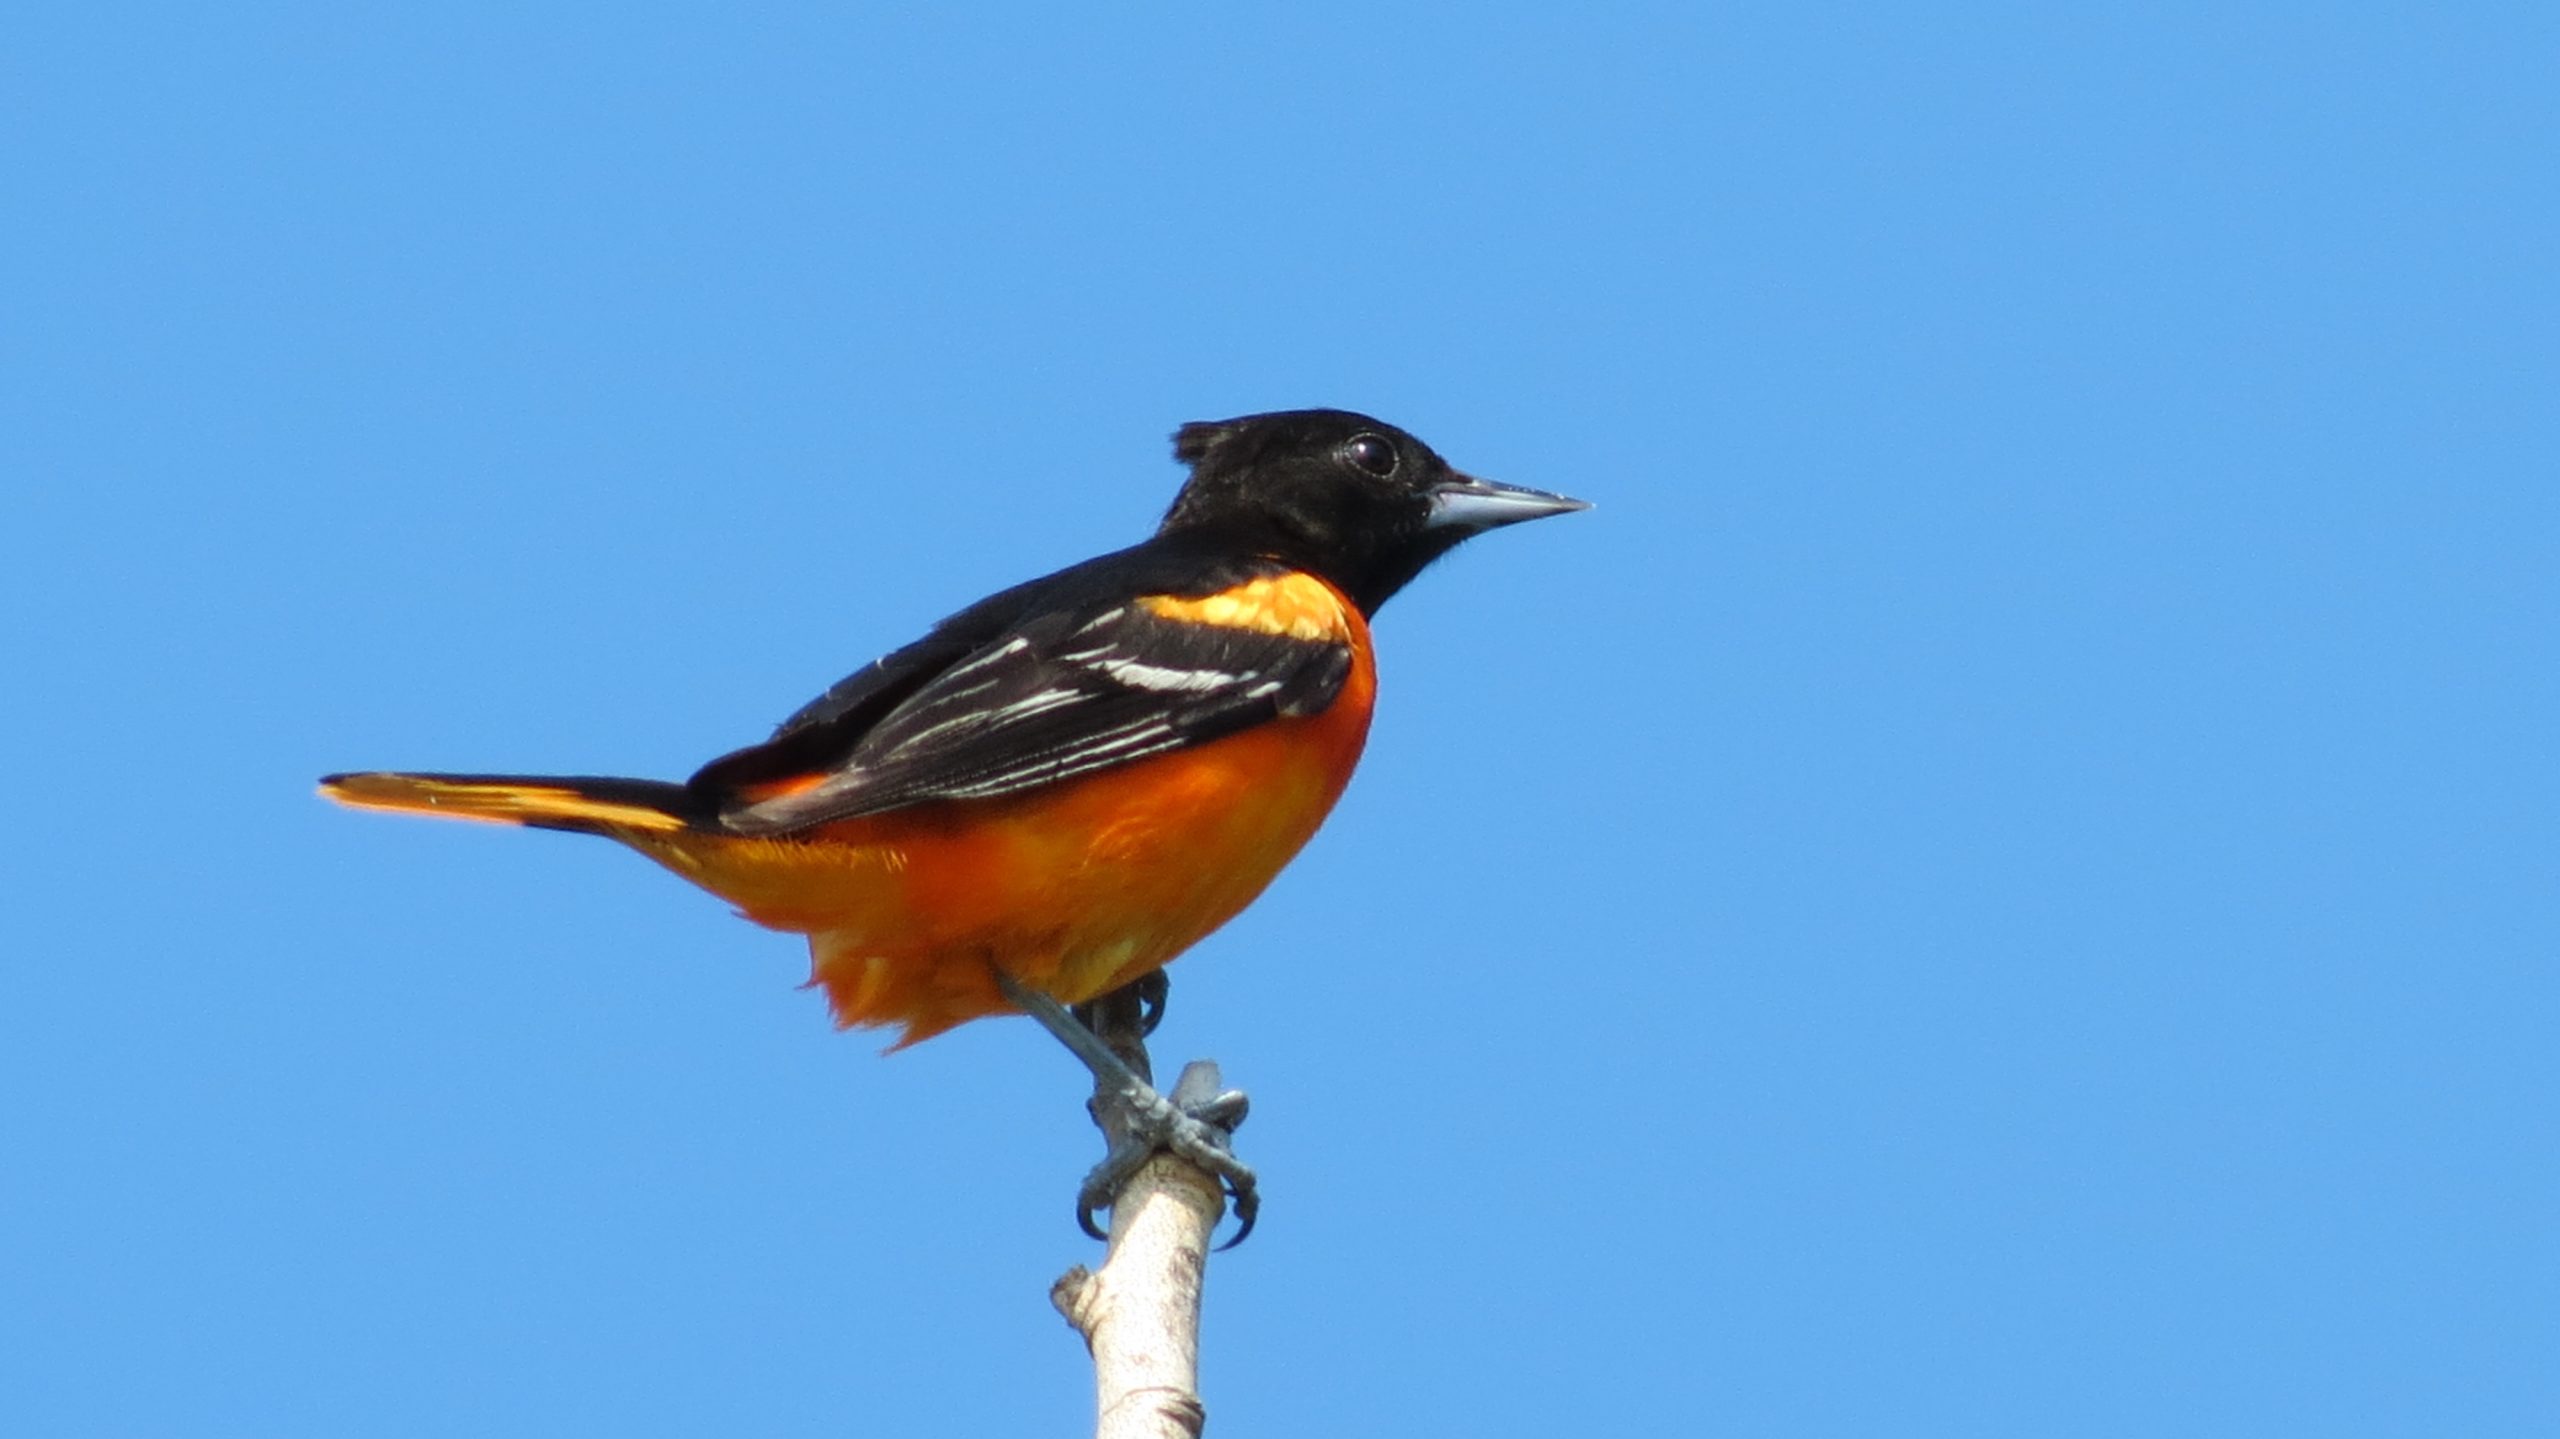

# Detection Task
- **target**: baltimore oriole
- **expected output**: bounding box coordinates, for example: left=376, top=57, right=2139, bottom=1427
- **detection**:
left=324, top=408, right=1584, bottom=1236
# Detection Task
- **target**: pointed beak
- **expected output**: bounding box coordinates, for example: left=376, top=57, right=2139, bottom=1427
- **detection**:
left=1423, top=474, right=1593, bottom=533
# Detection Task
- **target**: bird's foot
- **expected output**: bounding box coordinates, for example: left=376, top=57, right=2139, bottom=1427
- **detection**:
left=1071, top=969, right=1169, bottom=1040
left=992, top=967, right=1256, bottom=1246
left=1078, top=1060, right=1255, bottom=1247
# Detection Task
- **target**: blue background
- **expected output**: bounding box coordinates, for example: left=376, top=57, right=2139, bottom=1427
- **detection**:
left=7, top=5, right=2553, bottom=1434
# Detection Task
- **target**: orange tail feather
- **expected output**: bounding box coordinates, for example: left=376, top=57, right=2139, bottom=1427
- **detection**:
left=319, top=771, right=700, bottom=834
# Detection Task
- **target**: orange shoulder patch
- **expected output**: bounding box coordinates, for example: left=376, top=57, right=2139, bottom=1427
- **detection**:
left=1137, top=571, right=1356, bottom=642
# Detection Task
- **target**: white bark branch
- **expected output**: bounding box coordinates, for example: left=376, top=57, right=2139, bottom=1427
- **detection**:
left=1051, top=1145, right=1222, bottom=1439
left=1047, top=984, right=1231, bottom=1438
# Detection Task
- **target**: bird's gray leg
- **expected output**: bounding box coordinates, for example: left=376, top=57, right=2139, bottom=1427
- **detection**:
left=996, top=969, right=1255, bottom=1246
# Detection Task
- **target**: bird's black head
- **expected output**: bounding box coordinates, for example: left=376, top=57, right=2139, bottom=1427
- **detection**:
left=1158, top=409, right=1587, bottom=616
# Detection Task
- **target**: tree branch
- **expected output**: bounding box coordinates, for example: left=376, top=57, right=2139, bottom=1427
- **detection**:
left=1049, top=990, right=1228, bottom=1439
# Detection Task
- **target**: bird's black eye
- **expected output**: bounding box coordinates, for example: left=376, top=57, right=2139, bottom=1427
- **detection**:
left=1341, top=433, right=1398, bottom=479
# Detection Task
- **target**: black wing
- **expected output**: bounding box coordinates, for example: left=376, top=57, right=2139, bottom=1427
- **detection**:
left=692, top=555, right=1352, bottom=835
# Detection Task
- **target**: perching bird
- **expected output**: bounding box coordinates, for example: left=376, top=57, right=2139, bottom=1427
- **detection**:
left=324, top=408, right=1585, bottom=1238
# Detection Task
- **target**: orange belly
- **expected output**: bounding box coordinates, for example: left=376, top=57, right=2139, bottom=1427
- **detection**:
left=620, top=647, right=1376, bottom=1046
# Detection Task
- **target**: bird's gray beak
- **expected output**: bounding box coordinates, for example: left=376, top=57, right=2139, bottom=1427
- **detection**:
left=1424, top=474, right=1593, bottom=533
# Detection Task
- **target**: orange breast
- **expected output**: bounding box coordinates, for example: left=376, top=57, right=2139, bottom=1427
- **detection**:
left=623, top=605, right=1378, bottom=1046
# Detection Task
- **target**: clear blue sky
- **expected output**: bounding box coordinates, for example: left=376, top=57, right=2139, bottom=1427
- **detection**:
left=7, top=5, right=2554, bottom=1435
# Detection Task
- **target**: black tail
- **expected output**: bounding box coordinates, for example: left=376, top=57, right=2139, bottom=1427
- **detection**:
left=319, top=771, right=709, bottom=834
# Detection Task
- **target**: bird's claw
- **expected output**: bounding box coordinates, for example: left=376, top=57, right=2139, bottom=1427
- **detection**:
left=1131, top=970, right=1170, bottom=1038
left=1075, top=1071, right=1256, bottom=1248
left=1073, top=970, right=1170, bottom=1041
